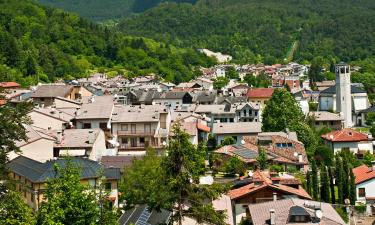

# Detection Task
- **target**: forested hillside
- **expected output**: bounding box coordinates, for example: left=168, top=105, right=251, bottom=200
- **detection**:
left=118, top=0, right=375, bottom=64
left=38, top=0, right=197, bottom=21
left=0, top=0, right=215, bottom=86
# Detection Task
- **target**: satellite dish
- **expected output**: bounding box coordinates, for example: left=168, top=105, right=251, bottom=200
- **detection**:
left=241, top=140, right=245, bottom=145
left=293, top=152, right=298, bottom=157
left=315, top=210, right=323, bottom=219
left=248, top=170, right=253, bottom=177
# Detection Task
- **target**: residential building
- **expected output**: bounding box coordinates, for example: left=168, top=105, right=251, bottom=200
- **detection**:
left=53, top=129, right=107, bottom=161
left=28, top=107, right=75, bottom=130
left=229, top=170, right=311, bottom=224
left=212, top=122, right=262, bottom=145
left=247, top=88, right=274, bottom=108
left=75, top=95, right=114, bottom=132
left=321, top=128, right=373, bottom=156
left=8, top=125, right=56, bottom=162
left=216, top=131, right=309, bottom=172
left=308, top=111, right=343, bottom=130
left=7, top=156, right=120, bottom=210
left=31, top=84, right=92, bottom=107
left=247, top=198, right=345, bottom=225
left=314, top=80, right=335, bottom=92
left=0, top=81, right=21, bottom=89
left=153, top=91, right=193, bottom=109
left=111, top=105, right=170, bottom=154
left=353, top=163, right=375, bottom=215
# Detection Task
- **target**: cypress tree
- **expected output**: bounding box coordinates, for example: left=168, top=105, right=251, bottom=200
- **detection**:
left=342, top=157, right=350, bottom=200
left=306, top=171, right=312, bottom=195
left=335, top=155, right=344, bottom=204
left=320, top=164, right=330, bottom=202
left=328, top=166, right=336, bottom=204
left=349, top=165, right=356, bottom=205
left=311, top=160, right=319, bottom=200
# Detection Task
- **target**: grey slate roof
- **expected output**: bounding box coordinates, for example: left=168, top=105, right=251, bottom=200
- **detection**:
left=75, top=96, right=114, bottom=120
left=360, top=105, right=375, bottom=113
left=194, top=91, right=217, bottom=103
left=31, top=85, right=73, bottom=98
left=118, top=205, right=172, bottom=225
left=7, top=156, right=120, bottom=183
left=320, top=85, right=366, bottom=94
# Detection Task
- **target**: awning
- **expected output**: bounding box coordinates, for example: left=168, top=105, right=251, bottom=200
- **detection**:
left=197, top=123, right=210, bottom=132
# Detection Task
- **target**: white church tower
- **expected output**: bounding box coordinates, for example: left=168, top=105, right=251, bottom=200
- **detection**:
left=335, top=63, right=352, bottom=128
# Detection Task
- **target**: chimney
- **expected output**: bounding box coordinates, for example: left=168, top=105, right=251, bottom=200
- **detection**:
left=56, top=131, right=62, bottom=144
left=273, top=192, right=277, bottom=202
left=270, top=209, right=276, bottom=225
left=298, top=154, right=303, bottom=163
left=88, top=130, right=95, bottom=144
left=372, top=161, right=375, bottom=171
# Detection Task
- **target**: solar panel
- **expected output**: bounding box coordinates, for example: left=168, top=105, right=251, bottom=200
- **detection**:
left=136, top=207, right=152, bottom=225
left=233, top=149, right=258, bottom=159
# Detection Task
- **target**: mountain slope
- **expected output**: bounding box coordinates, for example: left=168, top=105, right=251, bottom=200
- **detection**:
left=37, top=0, right=197, bottom=21
left=0, top=0, right=214, bottom=86
left=118, top=0, right=375, bottom=64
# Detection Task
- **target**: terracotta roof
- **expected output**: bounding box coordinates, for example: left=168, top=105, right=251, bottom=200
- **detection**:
left=0, top=99, right=6, bottom=105
left=353, top=165, right=375, bottom=184
left=0, top=82, right=20, bottom=88
left=321, top=128, right=370, bottom=142
left=197, top=123, right=210, bottom=132
left=247, top=88, right=274, bottom=98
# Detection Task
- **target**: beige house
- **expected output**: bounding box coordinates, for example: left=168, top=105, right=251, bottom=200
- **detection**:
left=28, top=108, right=75, bottom=130
left=308, top=111, right=343, bottom=130
left=111, top=105, right=171, bottom=154
left=31, top=84, right=92, bottom=107
left=7, top=156, right=120, bottom=210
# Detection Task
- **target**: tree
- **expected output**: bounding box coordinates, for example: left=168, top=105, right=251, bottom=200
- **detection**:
left=213, top=77, right=229, bottom=90
left=311, top=160, right=319, bottom=200
left=226, top=66, right=239, bottom=80
left=349, top=165, right=356, bottom=205
left=163, top=124, right=226, bottom=225
left=0, top=188, right=35, bottom=225
left=314, top=145, right=334, bottom=166
left=37, top=159, right=99, bottom=225
left=120, top=149, right=173, bottom=210
left=306, top=171, right=312, bottom=196
left=220, top=136, right=236, bottom=146
left=224, top=156, right=246, bottom=176
left=256, top=147, right=268, bottom=170
left=328, top=166, right=336, bottom=204
left=262, top=88, right=304, bottom=132
left=365, top=112, right=375, bottom=126
left=0, top=102, right=31, bottom=178
left=319, top=164, right=330, bottom=202
left=335, top=155, right=344, bottom=204
left=363, top=151, right=375, bottom=167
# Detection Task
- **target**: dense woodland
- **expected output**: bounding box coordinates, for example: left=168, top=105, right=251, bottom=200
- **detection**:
left=119, top=0, right=375, bottom=64
left=38, top=0, right=197, bottom=21
left=0, top=0, right=215, bottom=86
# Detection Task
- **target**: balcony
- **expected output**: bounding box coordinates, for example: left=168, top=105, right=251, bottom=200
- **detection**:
left=117, top=130, right=155, bottom=136
left=119, top=143, right=146, bottom=150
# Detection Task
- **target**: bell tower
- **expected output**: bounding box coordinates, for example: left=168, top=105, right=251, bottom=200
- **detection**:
left=335, top=63, right=352, bottom=128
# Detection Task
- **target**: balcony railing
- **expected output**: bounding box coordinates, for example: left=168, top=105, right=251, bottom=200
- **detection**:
left=117, top=130, right=155, bottom=136
left=118, top=143, right=165, bottom=150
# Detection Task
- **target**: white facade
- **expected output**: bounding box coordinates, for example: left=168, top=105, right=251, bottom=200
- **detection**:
left=8, top=138, right=55, bottom=162
left=28, top=111, right=67, bottom=130
left=336, top=64, right=352, bottom=128
left=330, top=141, right=373, bottom=155
left=356, top=178, right=375, bottom=204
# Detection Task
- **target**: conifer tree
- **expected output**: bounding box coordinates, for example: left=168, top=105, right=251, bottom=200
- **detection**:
left=311, top=160, right=319, bottom=200
left=342, top=157, right=350, bottom=200
left=306, top=171, right=312, bottom=195
left=335, top=155, right=344, bottom=204
left=328, top=166, right=336, bottom=204
left=349, top=165, right=356, bottom=205
left=320, top=164, right=330, bottom=203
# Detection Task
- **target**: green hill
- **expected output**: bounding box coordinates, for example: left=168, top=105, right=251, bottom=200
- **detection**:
left=0, top=0, right=214, bottom=86
left=118, top=0, right=375, bottom=64
left=37, top=0, right=197, bottom=21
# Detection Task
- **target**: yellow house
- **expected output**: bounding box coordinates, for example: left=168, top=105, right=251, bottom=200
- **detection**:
left=7, top=156, right=120, bottom=210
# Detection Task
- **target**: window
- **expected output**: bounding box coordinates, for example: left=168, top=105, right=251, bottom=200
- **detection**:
left=121, top=124, right=128, bottom=131
left=105, top=182, right=112, bottom=190
left=140, top=137, right=145, bottom=144
left=330, top=121, right=334, bottom=125
left=83, top=123, right=91, bottom=129
left=229, top=118, right=234, bottom=122
left=99, top=123, right=107, bottom=130
left=255, top=111, right=258, bottom=116
left=88, top=179, right=96, bottom=188
left=358, top=188, right=366, bottom=197
left=121, top=138, right=128, bottom=144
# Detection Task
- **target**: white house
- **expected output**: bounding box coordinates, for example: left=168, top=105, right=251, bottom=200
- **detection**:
left=353, top=163, right=375, bottom=215
left=212, top=122, right=262, bottom=145
left=321, top=128, right=373, bottom=156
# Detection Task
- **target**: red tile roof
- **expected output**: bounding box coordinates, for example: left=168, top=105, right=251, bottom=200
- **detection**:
left=247, top=88, right=274, bottom=98
left=321, top=128, right=370, bottom=142
left=0, top=82, right=20, bottom=88
left=353, top=165, right=375, bottom=184
left=197, top=123, right=210, bottom=132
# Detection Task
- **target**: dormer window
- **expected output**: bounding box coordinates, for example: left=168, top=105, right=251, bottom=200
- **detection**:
left=288, top=206, right=311, bottom=223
